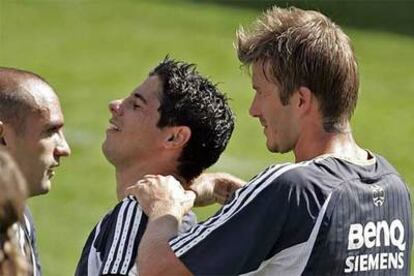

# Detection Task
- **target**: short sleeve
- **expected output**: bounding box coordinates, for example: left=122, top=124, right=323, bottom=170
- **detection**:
left=169, top=164, right=321, bottom=275
left=100, top=197, right=147, bottom=275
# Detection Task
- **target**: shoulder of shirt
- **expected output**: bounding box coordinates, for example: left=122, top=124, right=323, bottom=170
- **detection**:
left=259, top=159, right=322, bottom=186
left=111, top=196, right=139, bottom=212
left=245, top=157, right=348, bottom=199
left=372, top=152, right=400, bottom=175
left=123, top=195, right=138, bottom=203
left=114, top=195, right=138, bottom=207
left=99, top=196, right=140, bottom=224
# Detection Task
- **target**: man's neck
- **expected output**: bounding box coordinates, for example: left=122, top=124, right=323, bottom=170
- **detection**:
left=293, top=122, right=368, bottom=163
left=114, top=162, right=184, bottom=200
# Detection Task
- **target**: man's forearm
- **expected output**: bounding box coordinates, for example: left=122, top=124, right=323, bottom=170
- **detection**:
left=190, top=172, right=246, bottom=206
left=138, top=215, right=192, bottom=276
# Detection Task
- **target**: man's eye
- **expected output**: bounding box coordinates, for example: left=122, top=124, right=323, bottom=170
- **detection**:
left=132, top=103, right=141, bottom=110
left=47, top=127, right=59, bottom=136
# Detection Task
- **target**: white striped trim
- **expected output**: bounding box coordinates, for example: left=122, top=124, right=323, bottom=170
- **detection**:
left=87, top=221, right=103, bottom=276
left=120, top=205, right=143, bottom=274
left=111, top=200, right=137, bottom=273
left=102, top=199, right=130, bottom=273
left=172, top=162, right=313, bottom=256
left=22, top=214, right=37, bottom=276
left=23, top=214, right=31, bottom=237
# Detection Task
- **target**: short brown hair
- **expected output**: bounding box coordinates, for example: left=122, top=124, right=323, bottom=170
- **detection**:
left=236, top=6, right=359, bottom=132
left=0, top=68, right=49, bottom=133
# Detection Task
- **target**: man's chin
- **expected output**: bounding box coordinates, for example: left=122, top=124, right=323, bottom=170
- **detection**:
left=31, top=181, right=51, bottom=197
left=266, top=142, right=292, bottom=155
left=102, top=141, right=112, bottom=159
left=101, top=143, right=119, bottom=166
left=266, top=140, right=279, bottom=153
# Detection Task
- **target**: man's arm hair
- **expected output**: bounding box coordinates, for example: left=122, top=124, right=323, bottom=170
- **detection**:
left=189, top=172, right=246, bottom=206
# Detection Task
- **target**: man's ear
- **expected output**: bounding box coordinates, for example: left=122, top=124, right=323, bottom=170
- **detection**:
left=164, top=126, right=191, bottom=149
left=296, top=86, right=313, bottom=115
left=0, top=121, right=7, bottom=146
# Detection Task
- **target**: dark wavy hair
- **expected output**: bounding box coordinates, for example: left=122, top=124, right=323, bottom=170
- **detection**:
left=150, top=57, right=234, bottom=182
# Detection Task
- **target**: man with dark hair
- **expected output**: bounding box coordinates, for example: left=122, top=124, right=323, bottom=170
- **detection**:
left=75, top=57, right=234, bottom=275
left=129, top=6, right=412, bottom=275
left=0, top=68, right=71, bottom=275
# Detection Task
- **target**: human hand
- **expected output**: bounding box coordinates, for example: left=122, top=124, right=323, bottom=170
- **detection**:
left=126, top=175, right=195, bottom=222
left=189, top=172, right=245, bottom=206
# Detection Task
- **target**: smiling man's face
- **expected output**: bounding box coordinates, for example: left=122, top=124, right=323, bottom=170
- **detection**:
left=102, top=75, right=170, bottom=167
left=249, top=62, right=299, bottom=154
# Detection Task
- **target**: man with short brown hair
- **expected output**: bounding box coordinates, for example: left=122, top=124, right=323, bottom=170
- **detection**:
left=0, top=68, right=71, bottom=275
left=129, top=6, right=412, bottom=275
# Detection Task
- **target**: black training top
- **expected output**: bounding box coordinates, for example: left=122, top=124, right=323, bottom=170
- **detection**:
left=170, top=154, right=412, bottom=275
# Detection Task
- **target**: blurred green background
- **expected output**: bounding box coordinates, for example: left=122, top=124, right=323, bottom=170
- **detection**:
left=0, top=0, right=413, bottom=275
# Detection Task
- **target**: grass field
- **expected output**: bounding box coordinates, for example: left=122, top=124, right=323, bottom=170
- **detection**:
left=0, top=0, right=413, bottom=275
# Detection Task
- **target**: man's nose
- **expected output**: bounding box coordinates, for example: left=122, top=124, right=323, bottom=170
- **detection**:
left=55, top=135, right=71, bottom=158
left=109, top=99, right=123, bottom=115
left=249, top=97, right=260, bottom=118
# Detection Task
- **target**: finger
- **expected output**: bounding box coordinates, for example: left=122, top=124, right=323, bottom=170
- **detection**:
left=182, top=191, right=196, bottom=212
left=124, top=186, right=134, bottom=198
left=125, top=183, right=144, bottom=197
left=166, top=175, right=182, bottom=185
left=143, top=174, right=158, bottom=180
left=136, top=179, right=147, bottom=185
left=184, top=190, right=196, bottom=202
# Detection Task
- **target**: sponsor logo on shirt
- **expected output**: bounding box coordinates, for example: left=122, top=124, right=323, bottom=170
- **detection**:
left=370, top=184, right=385, bottom=207
left=345, top=219, right=406, bottom=273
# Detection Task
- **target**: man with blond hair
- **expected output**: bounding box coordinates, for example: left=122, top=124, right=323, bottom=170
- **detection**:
left=129, top=6, right=412, bottom=275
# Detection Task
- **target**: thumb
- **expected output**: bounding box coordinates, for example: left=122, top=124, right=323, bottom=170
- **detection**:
left=181, top=190, right=196, bottom=213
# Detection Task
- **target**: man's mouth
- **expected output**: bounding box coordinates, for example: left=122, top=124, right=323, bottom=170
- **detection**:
left=107, top=120, right=121, bottom=131
left=259, top=118, right=267, bottom=127
left=47, top=169, right=55, bottom=179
